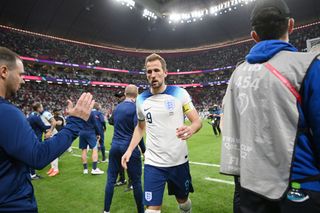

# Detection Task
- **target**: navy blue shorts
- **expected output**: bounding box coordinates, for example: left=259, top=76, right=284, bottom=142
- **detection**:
left=143, top=162, right=194, bottom=206
left=79, top=131, right=97, bottom=149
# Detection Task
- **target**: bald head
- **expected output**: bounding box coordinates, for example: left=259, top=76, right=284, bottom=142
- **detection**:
left=125, top=84, right=138, bottom=98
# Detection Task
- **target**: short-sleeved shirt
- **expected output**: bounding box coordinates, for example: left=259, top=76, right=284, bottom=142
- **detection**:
left=41, top=111, right=58, bottom=135
left=136, top=86, right=194, bottom=167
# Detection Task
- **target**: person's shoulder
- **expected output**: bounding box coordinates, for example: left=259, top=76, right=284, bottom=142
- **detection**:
left=139, top=89, right=152, bottom=98
left=0, top=101, right=25, bottom=122
left=306, top=57, right=320, bottom=77
left=137, top=89, right=152, bottom=105
left=164, top=86, right=189, bottom=99
left=42, top=110, right=52, bottom=117
left=118, top=101, right=136, bottom=111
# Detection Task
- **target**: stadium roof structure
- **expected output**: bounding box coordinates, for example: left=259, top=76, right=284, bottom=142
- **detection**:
left=0, top=0, right=319, bottom=51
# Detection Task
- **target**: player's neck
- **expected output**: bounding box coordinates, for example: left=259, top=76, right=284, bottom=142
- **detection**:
left=151, top=84, right=167, bottom=94
left=125, top=97, right=135, bottom=103
left=0, top=84, right=6, bottom=99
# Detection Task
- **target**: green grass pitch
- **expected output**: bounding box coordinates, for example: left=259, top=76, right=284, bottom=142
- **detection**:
left=33, top=121, right=234, bottom=212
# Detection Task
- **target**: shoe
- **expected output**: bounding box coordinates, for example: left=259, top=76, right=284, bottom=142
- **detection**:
left=47, top=168, right=54, bottom=175
left=83, top=169, right=88, bottom=174
left=31, top=174, right=42, bottom=180
left=115, top=180, right=127, bottom=186
left=48, top=170, right=59, bottom=177
left=124, top=185, right=133, bottom=192
left=101, top=159, right=108, bottom=163
left=91, top=168, right=104, bottom=175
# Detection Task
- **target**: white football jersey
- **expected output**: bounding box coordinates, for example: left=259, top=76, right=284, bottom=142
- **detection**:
left=137, top=86, right=195, bottom=167
left=41, top=111, right=58, bottom=135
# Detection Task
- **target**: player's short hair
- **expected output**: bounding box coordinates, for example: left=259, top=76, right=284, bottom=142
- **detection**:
left=145, top=53, right=167, bottom=71
left=32, top=102, right=42, bottom=111
left=93, top=102, right=101, bottom=110
left=251, top=0, right=290, bottom=41
left=0, top=47, right=21, bottom=70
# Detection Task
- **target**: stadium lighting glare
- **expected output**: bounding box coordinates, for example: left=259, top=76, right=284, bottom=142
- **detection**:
left=169, top=9, right=206, bottom=23
left=210, top=0, right=255, bottom=15
left=168, top=0, right=255, bottom=24
left=114, top=0, right=135, bottom=8
left=143, top=9, right=158, bottom=20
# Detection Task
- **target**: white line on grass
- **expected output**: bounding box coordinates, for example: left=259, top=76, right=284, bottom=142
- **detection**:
left=71, top=152, right=231, bottom=185
left=205, top=177, right=234, bottom=185
left=189, top=161, right=220, bottom=167
left=71, top=147, right=221, bottom=168
left=72, top=154, right=84, bottom=158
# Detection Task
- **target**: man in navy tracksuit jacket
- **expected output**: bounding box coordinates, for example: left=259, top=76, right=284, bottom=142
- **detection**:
left=0, top=46, right=94, bottom=212
left=104, top=85, right=144, bottom=213
left=27, top=102, right=50, bottom=142
left=27, top=102, right=51, bottom=179
left=93, top=103, right=107, bottom=162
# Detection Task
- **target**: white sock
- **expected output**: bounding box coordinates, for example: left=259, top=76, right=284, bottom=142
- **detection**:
left=145, top=209, right=161, bottom=213
left=51, top=158, right=59, bottom=171
left=179, top=198, right=192, bottom=213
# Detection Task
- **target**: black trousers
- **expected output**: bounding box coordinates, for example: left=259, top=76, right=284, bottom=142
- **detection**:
left=239, top=187, right=320, bottom=213
left=212, top=119, right=221, bottom=136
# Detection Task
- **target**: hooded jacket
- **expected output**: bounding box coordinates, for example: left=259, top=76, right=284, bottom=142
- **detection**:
left=220, top=40, right=320, bottom=199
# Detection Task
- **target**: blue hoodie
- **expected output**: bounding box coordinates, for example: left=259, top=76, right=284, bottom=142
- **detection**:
left=0, top=97, right=86, bottom=212
left=246, top=40, right=320, bottom=192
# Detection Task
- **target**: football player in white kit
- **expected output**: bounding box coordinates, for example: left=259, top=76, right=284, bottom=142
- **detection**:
left=121, top=53, right=202, bottom=213
left=41, top=109, right=59, bottom=177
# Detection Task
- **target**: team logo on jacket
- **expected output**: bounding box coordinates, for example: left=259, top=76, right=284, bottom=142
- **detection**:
left=237, top=93, right=249, bottom=115
left=145, top=191, right=152, bottom=201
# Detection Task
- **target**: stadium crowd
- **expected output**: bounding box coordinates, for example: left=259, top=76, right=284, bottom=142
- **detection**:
left=0, top=22, right=319, bottom=72
left=12, top=81, right=226, bottom=116
left=2, top=22, right=319, bottom=116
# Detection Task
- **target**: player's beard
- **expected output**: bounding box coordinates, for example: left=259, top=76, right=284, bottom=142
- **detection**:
left=6, top=86, right=19, bottom=99
left=150, top=80, right=163, bottom=88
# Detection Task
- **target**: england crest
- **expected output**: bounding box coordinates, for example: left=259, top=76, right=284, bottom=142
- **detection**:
left=165, top=99, right=175, bottom=111
left=145, top=191, right=152, bottom=201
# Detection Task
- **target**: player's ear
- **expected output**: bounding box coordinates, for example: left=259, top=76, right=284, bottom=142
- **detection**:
left=251, top=31, right=260, bottom=43
left=0, top=65, right=9, bottom=79
left=164, top=69, right=168, bottom=78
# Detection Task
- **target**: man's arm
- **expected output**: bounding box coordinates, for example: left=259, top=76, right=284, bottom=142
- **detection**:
left=0, top=93, right=94, bottom=169
left=121, top=120, right=146, bottom=169
left=302, top=59, right=320, bottom=157
left=176, top=109, right=202, bottom=140
left=48, top=117, right=56, bottom=132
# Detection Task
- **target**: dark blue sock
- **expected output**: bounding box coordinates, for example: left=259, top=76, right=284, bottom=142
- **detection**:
left=83, top=163, right=88, bottom=170
left=93, top=162, right=97, bottom=170
left=101, top=147, right=106, bottom=160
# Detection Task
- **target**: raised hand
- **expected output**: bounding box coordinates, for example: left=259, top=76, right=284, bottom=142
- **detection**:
left=66, top=93, right=95, bottom=121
